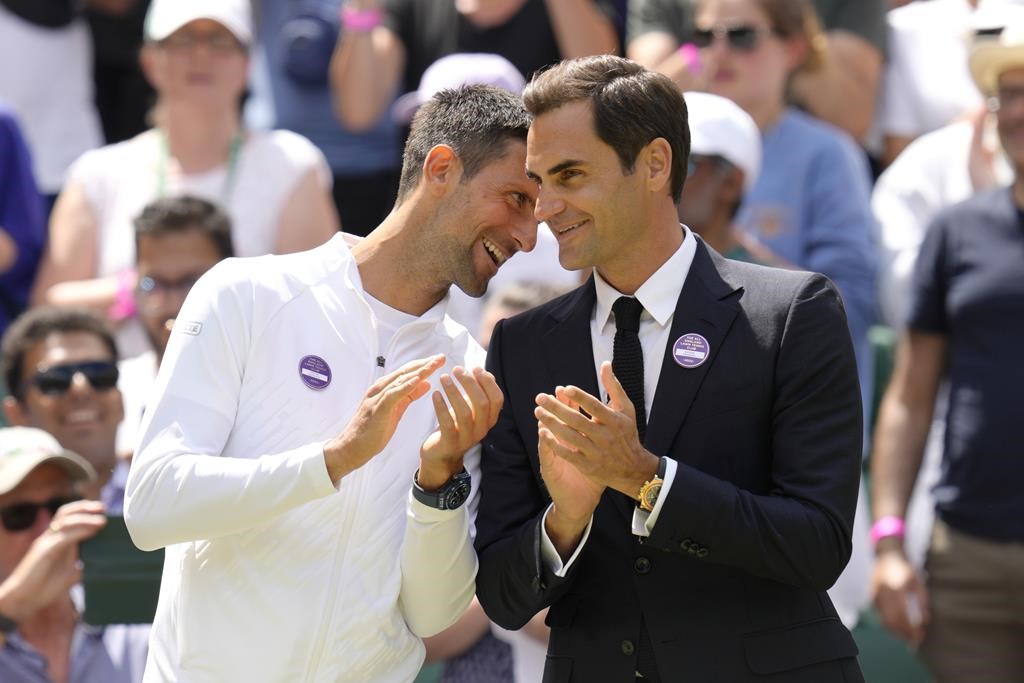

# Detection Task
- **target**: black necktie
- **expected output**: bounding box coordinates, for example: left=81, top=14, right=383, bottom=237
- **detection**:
left=612, top=296, right=646, bottom=442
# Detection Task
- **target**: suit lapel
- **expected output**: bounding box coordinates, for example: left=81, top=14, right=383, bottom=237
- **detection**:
left=541, top=277, right=601, bottom=398
left=645, top=240, right=742, bottom=458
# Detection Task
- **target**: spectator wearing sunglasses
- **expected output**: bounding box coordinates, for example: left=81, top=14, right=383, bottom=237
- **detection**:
left=0, top=426, right=149, bottom=683
left=694, top=0, right=878, bottom=447
left=115, top=196, right=234, bottom=460
left=626, top=0, right=886, bottom=143
left=1, top=308, right=126, bottom=512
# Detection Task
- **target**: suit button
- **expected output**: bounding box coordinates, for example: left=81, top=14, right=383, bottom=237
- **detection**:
left=679, top=538, right=692, bottom=551
left=697, top=548, right=709, bottom=558
left=634, top=557, right=651, bottom=574
left=621, top=640, right=635, bottom=656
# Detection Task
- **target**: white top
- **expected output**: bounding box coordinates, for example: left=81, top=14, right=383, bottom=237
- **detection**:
left=69, top=128, right=331, bottom=277
left=124, top=235, right=480, bottom=682
left=871, top=118, right=1012, bottom=327
left=0, top=6, right=103, bottom=193
left=874, top=0, right=983, bottom=142
left=541, top=227, right=698, bottom=575
left=68, top=127, right=331, bottom=357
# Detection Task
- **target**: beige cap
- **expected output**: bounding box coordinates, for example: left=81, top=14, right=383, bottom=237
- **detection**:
left=970, top=19, right=1024, bottom=94
left=0, top=427, right=96, bottom=496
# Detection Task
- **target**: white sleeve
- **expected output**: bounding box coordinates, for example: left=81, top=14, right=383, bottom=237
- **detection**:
left=539, top=504, right=593, bottom=577
left=124, top=266, right=337, bottom=551
left=632, top=457, right=678, bottom=536
left=398, top=444, right=480, bottom=638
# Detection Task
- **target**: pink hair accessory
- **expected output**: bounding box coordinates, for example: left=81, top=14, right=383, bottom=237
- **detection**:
left=870, top=515, right=906, bottom=547
left=678, top=42, right=702, bottom=76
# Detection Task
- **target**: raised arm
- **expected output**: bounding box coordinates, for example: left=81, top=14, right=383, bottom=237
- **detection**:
left=30, top=181, right=110, bottom=313
left=329, top=0, right=406, bottom=131
left=545, top=0, right=619, bottom=59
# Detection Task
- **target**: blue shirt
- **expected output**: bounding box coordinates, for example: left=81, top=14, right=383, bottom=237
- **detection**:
left=908, top=187, right=1024, bottom=542
left=0, top=624, right=149, bottom=683
left=737, top=108, right=878, bottom=424
left=257, top=0, right=399, bottom=175
left=0, top=106, right=45, bottom=337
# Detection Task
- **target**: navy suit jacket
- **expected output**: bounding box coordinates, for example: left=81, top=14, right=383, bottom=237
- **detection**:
left=475, top=239, right=865, bottom=682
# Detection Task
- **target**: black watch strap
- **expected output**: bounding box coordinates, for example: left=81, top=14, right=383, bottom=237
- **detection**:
left=0, top=612, right=18, bottom=635
left=412, top=467, right=472, bottom=510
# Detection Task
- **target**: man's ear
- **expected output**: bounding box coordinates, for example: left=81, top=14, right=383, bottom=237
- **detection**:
left=642, top=137, right=673, bottom=196
left=139, top=43, right=160, bottom=90
left=422, top=145, right=462, bottom=197
left=3, top=395, right=28, bottom=427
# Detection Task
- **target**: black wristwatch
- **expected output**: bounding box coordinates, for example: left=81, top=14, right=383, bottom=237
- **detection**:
left=0, top=612, right=17, bottom=636
left=412, top=468, right=472, bottom=510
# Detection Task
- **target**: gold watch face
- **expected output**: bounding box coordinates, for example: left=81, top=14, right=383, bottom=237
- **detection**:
left=640, top=479, right=662, bottom=512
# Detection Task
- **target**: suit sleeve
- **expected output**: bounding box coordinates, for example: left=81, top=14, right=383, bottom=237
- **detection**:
left=474, top=319, right=580, bottom=629
left=645, top=274, right=862, bottom=591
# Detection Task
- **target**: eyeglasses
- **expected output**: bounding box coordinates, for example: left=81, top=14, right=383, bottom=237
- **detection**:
left=693, top=24, right=774, bottom=52
left=26, top=361, right=120, bottom=396
left=159, top=31, right=244, bottom=54
left=687, top=154, right=737, bottom=178
left=0, top=496, right=79, bottom=532
left=137, top=274, right=204, bottom=299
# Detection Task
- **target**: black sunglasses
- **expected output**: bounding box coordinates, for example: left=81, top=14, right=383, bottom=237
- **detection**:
left=0, top=496, right=79, bottom=532
left=26, top=361, right=120, bottom=396
left=693, top=25, right=770, bottom=51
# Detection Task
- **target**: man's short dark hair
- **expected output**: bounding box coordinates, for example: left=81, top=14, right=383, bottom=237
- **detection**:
left=523, top=55, right=690, bottom=203
left=396, top=84, right=531, bottom=202
left=1, top=307, right=119, bottom=400
left=133, top=195, right=235, bottom=260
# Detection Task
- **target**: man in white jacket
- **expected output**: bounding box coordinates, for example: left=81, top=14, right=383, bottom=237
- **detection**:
left=123, top=82, right=538, bottom=682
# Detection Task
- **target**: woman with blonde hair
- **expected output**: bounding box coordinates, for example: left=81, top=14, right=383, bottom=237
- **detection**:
left=32, top=0, right=340, bottom=357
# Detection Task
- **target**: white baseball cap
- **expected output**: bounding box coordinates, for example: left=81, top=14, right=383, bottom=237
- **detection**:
left=684, top=91, right=762, bottom=192
left=393, top=53, right=527, bottom=124
left=971, top=17, right=1024, bottom=94
left=0, top=427, right=95, bottom=496
left=145, top=0, right=253, bottom=46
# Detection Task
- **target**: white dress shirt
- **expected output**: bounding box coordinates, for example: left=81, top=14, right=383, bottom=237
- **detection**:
left=542, top=227, right=698, bottom=574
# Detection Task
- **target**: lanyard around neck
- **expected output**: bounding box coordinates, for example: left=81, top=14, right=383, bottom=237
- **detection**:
left=156, top=129, right=244, bottom=202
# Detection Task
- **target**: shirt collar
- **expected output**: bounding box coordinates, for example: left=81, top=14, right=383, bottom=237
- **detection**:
left=593, top=225, right=697, bottom=331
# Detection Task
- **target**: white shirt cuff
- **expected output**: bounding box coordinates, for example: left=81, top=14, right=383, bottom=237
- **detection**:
left=539, top=503, right=593, bottom=577
left=632, top=458, right=677, bottom=537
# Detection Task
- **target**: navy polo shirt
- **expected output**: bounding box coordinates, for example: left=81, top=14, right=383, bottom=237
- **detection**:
left=908, top=186, right=1024, bottom=542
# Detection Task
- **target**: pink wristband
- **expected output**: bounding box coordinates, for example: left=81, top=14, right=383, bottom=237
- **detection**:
left=107, top=268, right=137, bottom=322
left=678, top=42, right=701, bottom=76
left=870, top=515, right=906, bottom=547
left=340, top=6, right=383, bottom=32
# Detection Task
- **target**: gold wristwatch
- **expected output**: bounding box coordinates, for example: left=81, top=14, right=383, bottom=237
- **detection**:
left=638, top=458, right=666, bottom=512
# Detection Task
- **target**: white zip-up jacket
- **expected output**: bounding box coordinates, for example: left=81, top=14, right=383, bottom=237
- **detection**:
left=125, top=235, right=480, bottom=682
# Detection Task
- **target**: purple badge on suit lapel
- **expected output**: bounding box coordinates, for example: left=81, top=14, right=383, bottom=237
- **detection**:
left=673, top=334, right=710, bottom=369
left=299, top=355, right=332, bottom=390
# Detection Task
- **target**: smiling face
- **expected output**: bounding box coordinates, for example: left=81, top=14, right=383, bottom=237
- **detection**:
left=695, top=0, right=795, bottom=116
left=6, top=333, right=123, bottom=476
left=434, top=140, right=539, bottom=297
left=0, top=464, right=75, bottom=581
left=527, top=100, right=653, bottom=280
left=142, top=18, right=249, bottom=110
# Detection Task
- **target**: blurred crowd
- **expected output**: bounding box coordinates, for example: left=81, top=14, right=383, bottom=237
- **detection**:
left=1, top=0, right=1022, bottom=682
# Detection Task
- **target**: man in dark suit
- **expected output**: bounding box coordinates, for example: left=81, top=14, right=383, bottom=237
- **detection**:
left=474, top=55, right=865, bottom=682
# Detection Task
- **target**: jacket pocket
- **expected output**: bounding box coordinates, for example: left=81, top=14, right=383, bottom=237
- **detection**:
left=743, top=617, right=859, bottom=675
left=542, top=655, right=573, bottom=682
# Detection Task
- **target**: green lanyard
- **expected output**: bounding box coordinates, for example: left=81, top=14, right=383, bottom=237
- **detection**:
left=156, top=129, right=244, bottom=201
